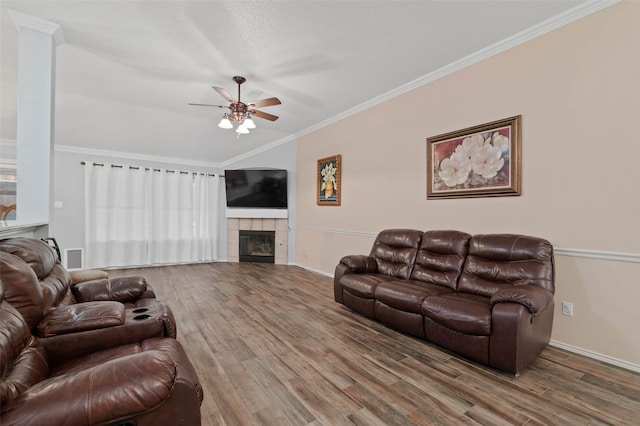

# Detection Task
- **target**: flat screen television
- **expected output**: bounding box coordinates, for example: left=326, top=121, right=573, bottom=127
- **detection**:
left=224, top=169, right=288, bottom=209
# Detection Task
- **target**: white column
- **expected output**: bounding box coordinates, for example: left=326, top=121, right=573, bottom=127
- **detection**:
left=9, top=10, right=64, bottom=225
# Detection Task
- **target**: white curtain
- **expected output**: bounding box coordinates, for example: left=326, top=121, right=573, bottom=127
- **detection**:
left=84, top=162, right=219, bottom=268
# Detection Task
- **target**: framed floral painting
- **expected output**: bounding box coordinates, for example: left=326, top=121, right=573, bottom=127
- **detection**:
left=317, top=154, right=341, bottom=205
left=427, top=116, right=521, bottom=199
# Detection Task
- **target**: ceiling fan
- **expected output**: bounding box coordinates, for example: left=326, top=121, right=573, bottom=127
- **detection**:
left=189, top=76, right=281, bottom=134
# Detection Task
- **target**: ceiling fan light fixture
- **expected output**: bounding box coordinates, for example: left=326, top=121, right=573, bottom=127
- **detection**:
left=190, top=76, right=280, bottom=134
left=218, top=117, right=233, bottom=129
left=243, top=117, right=256, bottom=129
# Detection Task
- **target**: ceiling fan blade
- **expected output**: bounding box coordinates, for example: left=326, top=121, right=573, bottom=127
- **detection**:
left=251, top=109, right=279, bottom=121
left=188, top=103, right=229, bottom=109
left=248, top=97, right=281, bottom=108
left=212, top=86, right=235, bottom=102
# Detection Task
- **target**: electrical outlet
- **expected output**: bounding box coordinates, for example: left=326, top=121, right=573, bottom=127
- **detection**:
left=562, top=301, right=574, bottom=316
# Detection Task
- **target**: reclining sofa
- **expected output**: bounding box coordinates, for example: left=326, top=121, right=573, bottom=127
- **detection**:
left=0, top=237, right=204, bottom=424
left=0, top=277, right=203, bottom=425
left=334, top=229, right=555, bottom=375
left=0, top=238, right=177, bottom=362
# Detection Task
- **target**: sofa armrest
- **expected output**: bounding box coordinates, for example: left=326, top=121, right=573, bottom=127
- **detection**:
left=0, top=350, right=176, bottom=426
left=491, top=285, right=553, bottom=314
left=69, top=268, right=109, bottom=285
left=340, top=255, right=378, bottom=273
left=37, top=301, right=125, bottom=337
left=72, top=276, right=147, bottom=303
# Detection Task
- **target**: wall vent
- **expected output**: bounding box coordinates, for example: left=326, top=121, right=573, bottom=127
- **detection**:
left=63, top=248, right=84, bottom=270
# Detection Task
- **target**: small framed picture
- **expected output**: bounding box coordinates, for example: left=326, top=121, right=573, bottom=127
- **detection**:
left=317, top=155, right=341, bottom=206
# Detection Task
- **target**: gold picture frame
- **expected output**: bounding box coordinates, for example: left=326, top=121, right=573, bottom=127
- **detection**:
left=427, top=116, right=521, bottom=199
left=317, top=155, right=341, bottom=206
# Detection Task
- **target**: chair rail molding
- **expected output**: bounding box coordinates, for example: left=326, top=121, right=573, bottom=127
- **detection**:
left=298, top=226, right=640, bottom=264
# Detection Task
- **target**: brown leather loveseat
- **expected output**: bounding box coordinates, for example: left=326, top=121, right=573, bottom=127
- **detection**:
left=334, top=229, right=555, bottom=375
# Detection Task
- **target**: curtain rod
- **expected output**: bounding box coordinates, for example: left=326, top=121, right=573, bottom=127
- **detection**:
left=80, top=161, right=216, bottom=176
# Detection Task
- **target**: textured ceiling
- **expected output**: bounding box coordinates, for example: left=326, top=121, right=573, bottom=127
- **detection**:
left=1, top=0, right=599, bottom=166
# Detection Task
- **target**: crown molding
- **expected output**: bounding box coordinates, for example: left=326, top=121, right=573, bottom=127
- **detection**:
left=55, top=134, right=296, bottom=170
left=8, top=10, right=65, bottom=45
left=55, top=144, right=221, bottom=169
left=296, top=0, right=620, bottom=138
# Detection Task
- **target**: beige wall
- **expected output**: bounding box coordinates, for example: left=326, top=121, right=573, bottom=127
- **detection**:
left=296, top=2, right=640, bottom=369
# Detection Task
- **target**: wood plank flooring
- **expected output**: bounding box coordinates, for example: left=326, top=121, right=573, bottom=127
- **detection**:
left=109, top=262, right=640, bottom=426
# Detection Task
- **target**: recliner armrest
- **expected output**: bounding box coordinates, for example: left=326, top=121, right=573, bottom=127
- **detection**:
left=69, top=268, right=109, bottom=285
left=491, top=285, right=553, bottom=314
left=0, top=350, right=176, bottom=426
left=37, top=301, right=125, bottom=337
left=72, top=276, right=148, bottom=303
left=340, top=255, right=378, bottom=273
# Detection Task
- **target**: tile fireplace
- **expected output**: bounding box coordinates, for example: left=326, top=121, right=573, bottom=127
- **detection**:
left=227, top=216, right=288, bottom=264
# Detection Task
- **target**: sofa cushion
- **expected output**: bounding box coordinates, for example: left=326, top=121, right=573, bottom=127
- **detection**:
left=410, top=230, right=471, bottom=290
left=421, top=293, right=492, bottom=336
left=375, top=280, right=452, bottom=313
left=0, top=239, right=70, bottom=309
left=458, top=234, right=555, bottom=297
left=0, top=238, right=57, bottom=280
left=369, top=229, right=423, bottom=279
left=0, top=252, right=44, bottom=329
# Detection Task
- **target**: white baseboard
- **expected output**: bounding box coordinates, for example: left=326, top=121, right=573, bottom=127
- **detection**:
left=289, top=262, right=333, bottom=278
left=549, top=340, right=640, bottom=373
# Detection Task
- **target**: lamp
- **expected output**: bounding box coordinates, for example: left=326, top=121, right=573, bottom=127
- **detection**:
left=235, top=124, right=250, bottom=134
left=218, top=116, right=233, bottom=129
left=243, top=115, right=256, bottom=129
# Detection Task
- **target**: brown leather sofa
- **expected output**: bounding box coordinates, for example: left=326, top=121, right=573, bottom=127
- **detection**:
left=0, top=237, right=177, bottom=362
left=334, top=229, right=555, bottom=375
left=0, top=277, right=204, bottom=425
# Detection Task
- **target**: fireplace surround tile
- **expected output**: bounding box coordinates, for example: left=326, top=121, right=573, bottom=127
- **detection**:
left=227, top=217, right=288, bottom=264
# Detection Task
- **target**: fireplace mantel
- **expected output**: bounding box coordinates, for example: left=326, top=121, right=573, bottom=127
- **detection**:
left=226, top=208, right=288, bottom=219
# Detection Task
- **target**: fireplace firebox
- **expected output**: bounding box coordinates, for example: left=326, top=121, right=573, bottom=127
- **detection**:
left=239, top=230, right=275, bottom=263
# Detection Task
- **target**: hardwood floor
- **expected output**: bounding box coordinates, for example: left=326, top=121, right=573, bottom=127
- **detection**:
left=109, top=262, right=640, bottom=426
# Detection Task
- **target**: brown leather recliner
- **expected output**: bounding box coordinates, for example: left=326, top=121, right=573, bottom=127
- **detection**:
left=334, top=229, right=555, bottom=375
left=0, top=238, right=177, bottom=363
left=0, top=237, right=157, bottom=306
left=0, top=277, right=203, bottom=425
left=422, top=233, right=555, bottom=374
